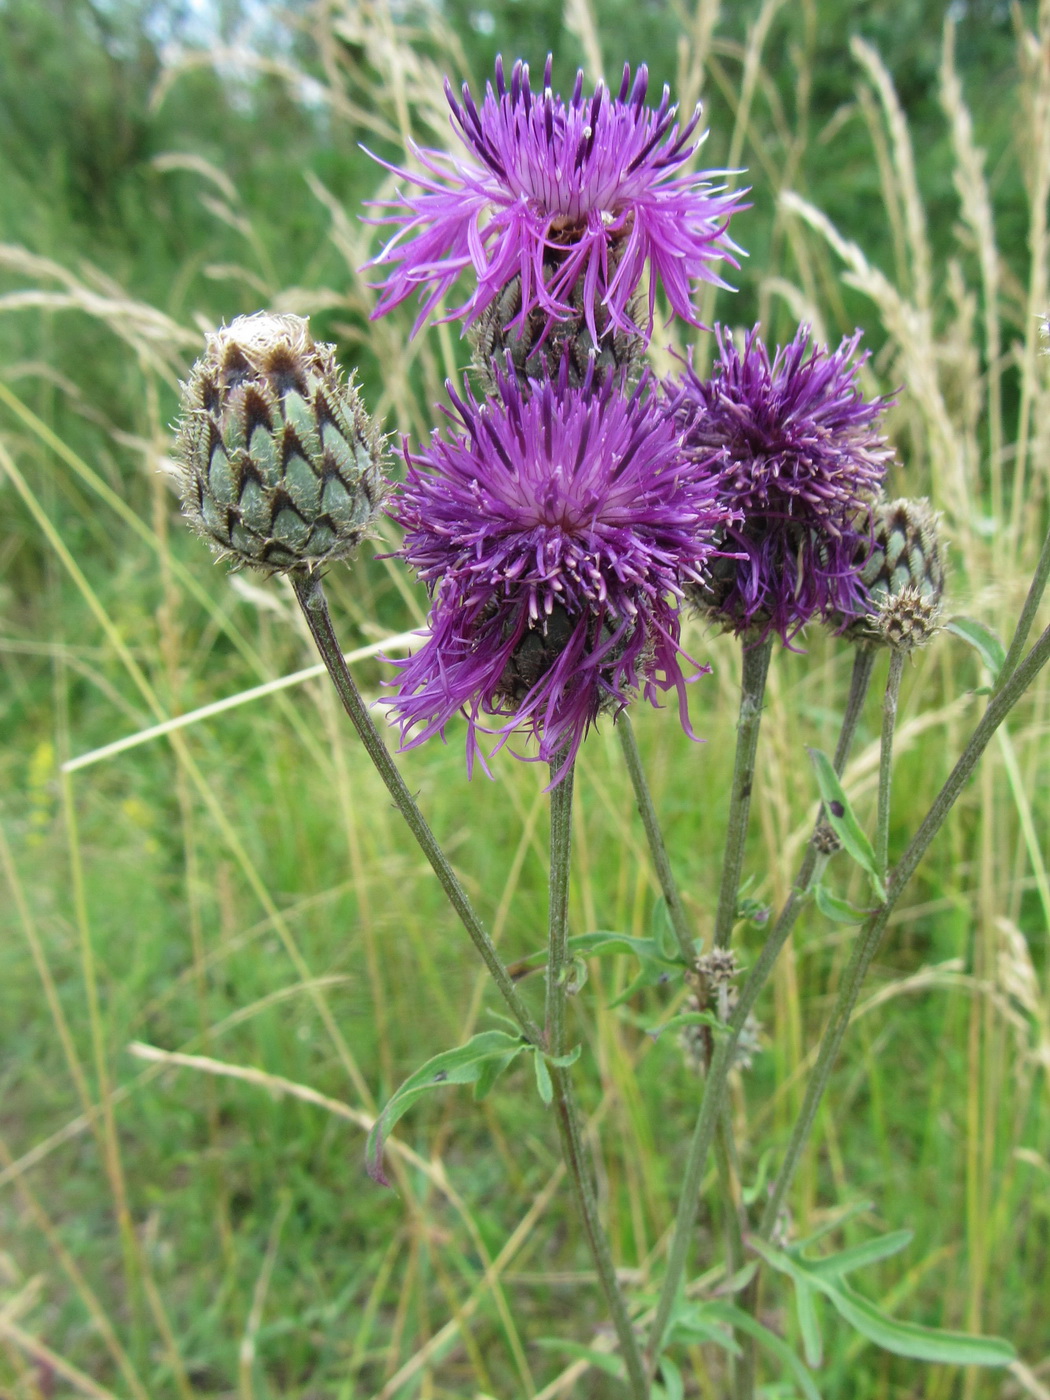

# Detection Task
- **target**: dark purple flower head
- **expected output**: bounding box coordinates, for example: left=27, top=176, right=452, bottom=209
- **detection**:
left=364, top=56, right=745, bottom=344
left=672, top=325, right=894, bottom=641
left=385, top=363, right=730, bottom=781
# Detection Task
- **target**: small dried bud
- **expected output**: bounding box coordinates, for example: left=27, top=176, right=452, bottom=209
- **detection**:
left=470, top=268, right=645, bottom=392
left=173, top=313, right=387, bottom=573
left=694, top=949, right=741, bottom=987
left=841, top=496, right=946, bottom=647
left=812, top=822, right=842, bottom=856
left=875, top=583, right=943, bottom=651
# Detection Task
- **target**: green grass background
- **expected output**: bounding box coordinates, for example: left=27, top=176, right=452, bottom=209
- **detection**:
left=1, top=0, right=1048, bottom=1395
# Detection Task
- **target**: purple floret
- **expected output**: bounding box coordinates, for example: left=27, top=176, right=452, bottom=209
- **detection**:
left=672, top=325, right=893, bottom=641
left=364, top=56, right=745, bottom=344
left=384, top=364, right=730, bottom=781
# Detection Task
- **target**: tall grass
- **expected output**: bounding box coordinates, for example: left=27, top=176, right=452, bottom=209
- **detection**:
left=1, top=0, right=1047, bottom=1396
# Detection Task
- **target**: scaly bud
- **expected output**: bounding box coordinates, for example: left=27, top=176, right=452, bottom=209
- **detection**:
left=842, top=496, right=946, bottom=649
left=173, top=313, right=387, bottom=573
left=470, top=268, right=645, bottom=393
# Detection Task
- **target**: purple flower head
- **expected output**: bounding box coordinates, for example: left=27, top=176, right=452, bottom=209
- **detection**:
left=672, top=325, right=894, bottom=641
left=364, top=56, right=746, bottom=345
left=385, top=363, right=730, bottom=781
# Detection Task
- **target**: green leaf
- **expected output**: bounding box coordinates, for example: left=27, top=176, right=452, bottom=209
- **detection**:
left=534, top=1339, right=623, bottom=1379
left=532, top=1050, right=553, bottom=1106
left=664, top=1299, right=740, bottom=1354
left=742, top=1149, right=775, bottom=1208
left=473, top=1050, right=521, bottom=1102
left=546, top=1045, right=582, bottom=1069
left=793, top=1199, right=874, bottom=1250
left=366, top=1031, right=525, bottom=1184
left=702, top=1302, right=822, bottom=1400
left=567, top=931, right=667, bottom=959
left=651, top=897, right=680, bottom=960
left=819, top=1279, right=1015, bottom=1367
left=946, top=616, right=1005, bottom=680
left=794, top=1279, right=823, bottom=1368
left=808, top=1230, right=913, bottom=1280
left=648, top=1009, right=724, bottom=1039
left=814, top=883, right=878, bottom=925
left=750, top=1234, right=1015, bottom=1368
left=655, top=1354, right=684, bottom=1400
left=807, top=748, right=887, bottom=901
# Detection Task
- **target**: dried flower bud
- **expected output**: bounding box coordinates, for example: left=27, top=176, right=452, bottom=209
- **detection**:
left=812, top=822, right=842, bottom=856
left=173, top=313, right=387, bottom=573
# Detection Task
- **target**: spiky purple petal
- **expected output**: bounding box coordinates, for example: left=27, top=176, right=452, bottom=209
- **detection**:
left=364, top=56, right=746, bottom=343
left=385, top=365, right=730, bottom=779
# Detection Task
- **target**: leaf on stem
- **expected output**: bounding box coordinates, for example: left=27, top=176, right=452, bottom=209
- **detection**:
left=946, top=616, right=1006, bottom=681
left=807, top=748, right=887, bottom=900
left=366, top=1030, right=526, bottom=1184
left=814, top=883, right=878, bottom=925
left=750, top=1233, right=1016, bottom=1368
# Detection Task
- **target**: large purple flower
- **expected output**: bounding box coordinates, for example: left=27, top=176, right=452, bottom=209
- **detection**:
left=671, top=325, right=893, bottom=640
left=384, top=364, right=730, bottom=780
left=364, top=56, right=745, bottom=344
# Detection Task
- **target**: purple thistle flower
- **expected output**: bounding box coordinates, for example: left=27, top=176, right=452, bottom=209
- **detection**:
left=384, top=364, right=730, bottom=781
left=364, top=56, right=745, bottom=345
left=672, top=325, right=894, bottom=641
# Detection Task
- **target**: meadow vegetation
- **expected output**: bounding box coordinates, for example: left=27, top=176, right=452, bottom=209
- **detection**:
left=1, top=0, right=1048, bottom=1395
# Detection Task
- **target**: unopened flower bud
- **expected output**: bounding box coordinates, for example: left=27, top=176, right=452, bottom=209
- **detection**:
left=173, top=313, right=387, bottom=573
left=812, top=822, right=842, bottom=856
left=842, top=497, right=946, bottom=648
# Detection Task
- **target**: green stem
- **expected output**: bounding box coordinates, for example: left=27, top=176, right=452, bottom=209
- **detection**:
left=713, top=636, right=774, bottom=949
left=875, top=649, right=906, bottom=880
left=756, top=622, right=1050, bottom=1241
left=545, top=757, right=650, bottom=1400
left=617, top=713, right=695, bottom=965
left=291, top=570, right=542, bottom=1046
left=995, top=522, right=1050, bottom=693
left=617, top=711, right=749, bottom=1384
left=646, top=644, right=876, bottom=1362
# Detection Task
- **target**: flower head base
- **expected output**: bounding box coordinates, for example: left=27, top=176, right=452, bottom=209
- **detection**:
left=173, top=314, right=387, bottom=573
left=385, top=363, right=729, bottom=780
left=365, top=56, right=745, bottom=347
left=672, top=325, right=893, bottom=641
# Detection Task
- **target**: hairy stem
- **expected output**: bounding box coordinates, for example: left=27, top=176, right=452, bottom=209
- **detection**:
left=875, top=649, right=906, bottom=879
left=546, top=758, right=650, bottom=1400
left=647, top=644, right=876, bottom=1362
left=995, top=522, right=1050, bottom=692
left=713, top=636, right=774, bottom=949
left=617, top=710, right=748, bottom=1381
left=617, top=712, right=694, bottom=964
left=291, top=569, right=542, bottom=1045
left=756, top=622, right=1050, bottom=1240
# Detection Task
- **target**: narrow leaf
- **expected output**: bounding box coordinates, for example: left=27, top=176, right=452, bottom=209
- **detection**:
left=817, top=1279, right=1016, bottom=1367
left=808, top=1230, right=913, bottom=1280
left=656, top=1354, right=684, bottom=1400
left=534, top=1339, right=624, bottom=1379
left=473, top=1050, right=521, bottom=1102
left=366, top=1031, right=524, bottom=1184
left=807, top=748, right=887, bottom=900
left=702, top=1302, right=822, bottom=1400
left=532, top=1051, right=553, bottom=1106
left=795, top=1280, right=823, bottom=1369
left=815, top=883, right=877, bottom=925
left=946, top=616, right=1005, bottom=680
